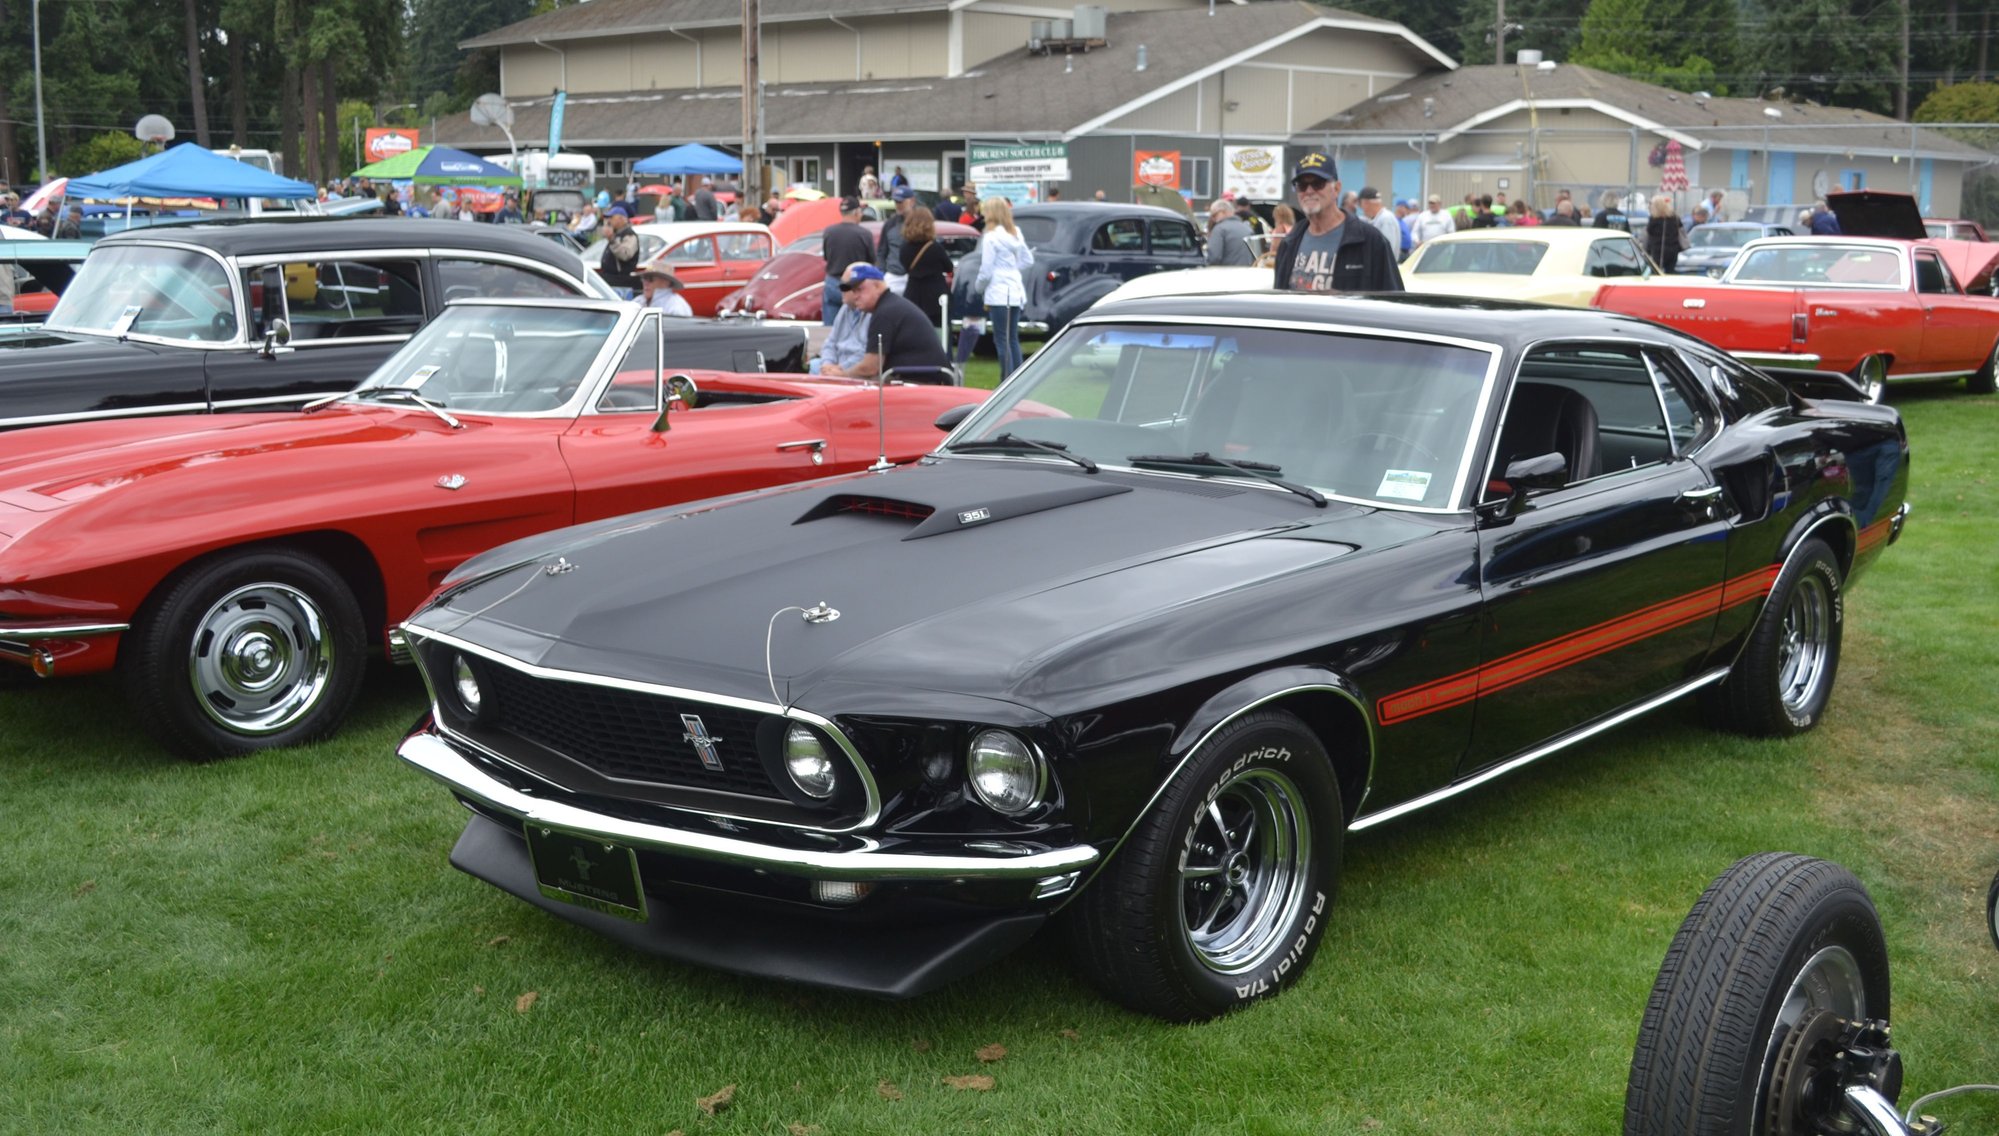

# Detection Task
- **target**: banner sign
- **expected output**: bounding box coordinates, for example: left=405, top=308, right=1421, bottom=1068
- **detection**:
left=970, top=142, right=1069, bottom=184
left=548, top=91, right=568, bottom=156
left=1222, top=145, right=1283, bottom=199
left=1134, top=150, right=1180, bottom=189
left=975, top=181, right=1039, bottom=206
left=364, top=128, right=419, bottom=164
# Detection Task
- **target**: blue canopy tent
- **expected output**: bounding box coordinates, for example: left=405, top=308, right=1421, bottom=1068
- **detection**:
left=66, top=143, right=316, bottom=201
left=632, top=143, right=743, bottom=177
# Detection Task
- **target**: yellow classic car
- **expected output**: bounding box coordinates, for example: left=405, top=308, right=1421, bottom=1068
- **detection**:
left=1402, top=225, right=1661, bottom=306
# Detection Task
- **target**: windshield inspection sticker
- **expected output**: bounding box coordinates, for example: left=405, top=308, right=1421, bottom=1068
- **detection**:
left=406, top=365, right=441, bottom=386
left=1376, top=469, right=1432, bottom=501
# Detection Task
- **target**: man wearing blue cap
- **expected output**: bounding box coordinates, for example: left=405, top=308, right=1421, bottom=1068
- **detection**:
left=1272, top=152, right=1403, bottom=293
left=843, top=263, right=954, bottom=381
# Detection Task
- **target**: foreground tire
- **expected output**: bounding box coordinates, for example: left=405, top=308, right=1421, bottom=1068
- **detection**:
left=1987, top=867, right=1999, bottom=953
left=121, top=549, right=367, bottom=760
left=1970, top=338, right=1999, bottom=395
left=1067, top=709, right=1342, bottom=1021
left=1625, top=853, right=1891, bottom=1136
left=1705, top=538, right=1843, bottom=737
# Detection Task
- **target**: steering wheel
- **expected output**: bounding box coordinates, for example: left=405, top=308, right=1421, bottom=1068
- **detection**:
left=1337, top=431, right=1442, bottom=468
left=209, top=311, right=238, bottom=341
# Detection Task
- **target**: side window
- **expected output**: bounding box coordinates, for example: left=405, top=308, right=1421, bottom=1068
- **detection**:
left=1091, top=219, right=1145, bottom=252
left=269, top=259, right=424, bottom=341
left=718, top=233, right=772, bottom=260
left=1589, top=238, right=1645, bottom=278
left=437, top=259, right=574, bottom=302
left=1492, top=344, right=1662, bottom=495
left=1148, top=220, right=1199, bottom=254
left=1686, top=344, right=1785, bottom=417
left=660, top=237, right=715, bottom=265
left=595, top=316, right=662, bottom=413
left=1643, top=349, right=1720, bottom=455
left=1914, top=253, right=1956, bottom=294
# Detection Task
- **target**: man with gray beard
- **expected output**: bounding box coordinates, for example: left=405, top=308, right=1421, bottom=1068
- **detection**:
left=1271, top=152, right=1403, bottom=293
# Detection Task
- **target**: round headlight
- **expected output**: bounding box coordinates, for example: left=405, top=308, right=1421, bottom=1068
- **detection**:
left=967, top=730, right=1043, bottom=815
left=452, top=654, right=483, bottom=715
left=784, top=724, right=838, bottom=799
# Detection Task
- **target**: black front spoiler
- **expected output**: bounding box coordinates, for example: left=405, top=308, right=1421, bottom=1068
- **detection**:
left=449, top=814, right=1051, bottom=999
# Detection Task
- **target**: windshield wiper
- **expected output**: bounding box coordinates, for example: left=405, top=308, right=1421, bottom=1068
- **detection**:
left=945, top=432, right=1098, bottom=473
left=1126, top=451, right=1327, bottom=507
left=346, top=385, right=463, bottom=430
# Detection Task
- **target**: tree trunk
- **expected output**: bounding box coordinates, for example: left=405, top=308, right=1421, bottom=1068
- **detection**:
left=229, top=33, right=247, bottom=146
left=1947, top=0, right=1959, bottom=85
left=280, top=69, right=299, bottom=181
left=0, top=74, right=16, bottom=186
left=1896, top=0, right=1909, bottom=121
left=302, top=61, right=320, bottom=184
left=321, top=58, right=339, bottom=180
left=183, top=0, right=212, bottom=146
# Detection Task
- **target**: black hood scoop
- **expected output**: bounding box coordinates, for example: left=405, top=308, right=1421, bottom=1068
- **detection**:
left=793, top=481, right=1132, bottom=540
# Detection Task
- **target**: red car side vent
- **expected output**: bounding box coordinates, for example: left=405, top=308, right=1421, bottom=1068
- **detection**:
left=1792, top=312, right=1809, bottom=341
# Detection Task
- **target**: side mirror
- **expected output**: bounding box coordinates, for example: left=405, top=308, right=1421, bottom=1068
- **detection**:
left=258, top=264, right=285, bottom=328
left=933, top=403, right=978, bottom=431
left=259, top=317, right=292, bottom=358
left=1482, top=452, right=1568, bottom=520
left=650, top=373, right=699, bottom=432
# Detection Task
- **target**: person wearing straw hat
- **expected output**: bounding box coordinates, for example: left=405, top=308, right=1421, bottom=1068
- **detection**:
left=638, top=263, right=694, bottom=317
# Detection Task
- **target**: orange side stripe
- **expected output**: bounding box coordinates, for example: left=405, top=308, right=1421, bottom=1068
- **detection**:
left=1376, top=565, right=1781, bottom=726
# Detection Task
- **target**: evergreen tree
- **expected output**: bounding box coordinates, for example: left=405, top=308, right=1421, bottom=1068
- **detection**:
left=1569, top=0, right=1730, bottom=92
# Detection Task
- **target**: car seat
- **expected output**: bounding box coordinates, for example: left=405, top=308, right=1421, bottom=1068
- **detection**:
left=1494, top=382, right=1602, bottom=484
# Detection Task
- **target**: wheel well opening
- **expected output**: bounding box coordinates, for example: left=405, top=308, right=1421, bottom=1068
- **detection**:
left=1806, top=516, right=1855, bottom=579
left=275, top=531, right=389, bottom=643
left=1272, top=690, right=1373, bottom=824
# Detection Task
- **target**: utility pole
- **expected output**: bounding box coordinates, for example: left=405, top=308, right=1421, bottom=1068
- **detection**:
left=1495, top=0, right=1506, bottom=67
left=1896, top=0, right=1910, bottom=120
left=33, top=0, right=49, bottom=182
left=741, top=0, right=762, bottom=206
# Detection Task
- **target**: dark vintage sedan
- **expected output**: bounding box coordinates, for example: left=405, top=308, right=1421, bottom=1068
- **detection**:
left=0, top=219, right=808, bottom=431
left=947, top=201, right=1206, bottom=339
left=1674, top=221, right=1797, bottom=277
left=395, top=293, right=1910, bottom=1020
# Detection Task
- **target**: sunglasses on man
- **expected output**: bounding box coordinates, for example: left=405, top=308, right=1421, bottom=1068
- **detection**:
left=1293, top=177, right=1331, bottom=192
left=838, top=281, right=863, bottom=292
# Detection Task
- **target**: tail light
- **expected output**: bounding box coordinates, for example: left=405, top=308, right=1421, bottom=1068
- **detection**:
left=1792, top=312, right=1809, bottom=341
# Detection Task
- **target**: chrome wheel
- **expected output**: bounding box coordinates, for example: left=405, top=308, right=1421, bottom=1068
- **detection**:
left=187, top=582, right=334, bottom=735
left=1177, top=768, right=1312, bottom=974
left=1853, top=356, right=1888, bottom=404
left=1776, top=572, right=1831, bottom=716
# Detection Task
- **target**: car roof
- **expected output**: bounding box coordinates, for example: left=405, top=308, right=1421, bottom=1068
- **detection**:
left=630, top=221, right=772, bottom=238
left=1421, top=227, right=1628, bottom=246
left=94, top=217, right=586, bottom=276
left=1016, top=202, right=1196, bottom=223
left=1081, top=290, right=1684, bottom=349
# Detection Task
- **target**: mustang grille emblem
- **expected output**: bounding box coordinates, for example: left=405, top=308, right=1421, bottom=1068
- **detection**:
left=680, top=714, right=726, bottom=771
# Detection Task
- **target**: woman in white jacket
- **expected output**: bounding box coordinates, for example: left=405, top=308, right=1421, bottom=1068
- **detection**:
left=974, top=197, right=1035, bottom=377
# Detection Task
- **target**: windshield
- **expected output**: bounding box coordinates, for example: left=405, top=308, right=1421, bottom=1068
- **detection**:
left=350, top=306, right=621, bottom=413
left=1730, top=245, right=1905, bottom=287
left=1690, top=227, right=1760, bottom=249
left=1411, top=239, right=1548, bottom=276
left=47, top=245, right=239, bottom=340
left=948, top=321, right=1494, bottom=509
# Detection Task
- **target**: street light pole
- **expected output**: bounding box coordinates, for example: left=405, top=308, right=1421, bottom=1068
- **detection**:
left=33, top=0, right=49, bottom=181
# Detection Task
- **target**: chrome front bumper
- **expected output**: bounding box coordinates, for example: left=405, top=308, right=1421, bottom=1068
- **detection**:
left=0, top=620, right=129, bottom=674
left=398, top=729, right=1100, bottom=883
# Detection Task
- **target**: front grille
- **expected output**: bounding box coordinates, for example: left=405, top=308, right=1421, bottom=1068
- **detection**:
left=481, top=665, right=784, bottom=799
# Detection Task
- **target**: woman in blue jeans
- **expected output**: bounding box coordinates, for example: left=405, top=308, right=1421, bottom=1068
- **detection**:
left=974, top=197, right=1034, bottom=377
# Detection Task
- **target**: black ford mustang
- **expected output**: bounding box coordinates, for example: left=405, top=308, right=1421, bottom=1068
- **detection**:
left=395, top=293, right=1911, bottom=1020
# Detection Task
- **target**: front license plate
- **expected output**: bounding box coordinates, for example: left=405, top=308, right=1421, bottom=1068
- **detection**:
left=524, top=824, right=648, bottom=923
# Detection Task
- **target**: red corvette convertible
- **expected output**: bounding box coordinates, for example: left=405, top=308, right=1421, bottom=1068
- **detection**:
left=0, top=298, right=988, bottom=758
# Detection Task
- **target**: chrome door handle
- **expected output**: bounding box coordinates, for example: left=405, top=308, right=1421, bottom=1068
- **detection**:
left=776, top=438, right=827, bottom=452
left=1679, top=485, right=1724, bottom=503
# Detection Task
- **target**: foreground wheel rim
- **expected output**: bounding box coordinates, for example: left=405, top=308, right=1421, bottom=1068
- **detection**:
left=187, top=583, right=334, bottom=736
left=1757, top=946, right=1869, bottom=1122
left=1178, top=768, right=1312, bottom=974
left=1856, top=358, right=1887, bottom=404
left=1776, top=573, right=1831, bottom=716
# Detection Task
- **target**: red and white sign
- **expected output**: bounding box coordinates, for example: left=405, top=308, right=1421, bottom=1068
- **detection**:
left=365, top=128, right=420, bottom=164
left=1135, top=150, right=1180, bottom=190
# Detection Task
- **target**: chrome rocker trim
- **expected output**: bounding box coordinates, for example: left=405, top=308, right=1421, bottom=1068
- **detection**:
left=1737, top=351, right=1823, bottom=370
left=1348, top=667, right=1731, bottom=832
left=0, top=620, right=130, bottom=643
left=399, top=729, right=1099, bottom=882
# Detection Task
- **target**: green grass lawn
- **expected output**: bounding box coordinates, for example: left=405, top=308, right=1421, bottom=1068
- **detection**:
left=3, top=384, right=1995, bottom=1135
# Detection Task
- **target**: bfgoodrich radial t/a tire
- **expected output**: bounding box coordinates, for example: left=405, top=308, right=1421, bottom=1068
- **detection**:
left=1706, top=538, right=1843, bottom=738
left=1067, top=709, right=1343, bottom=1021
left=1624, top=853, right=1892, bottom=1136
left=121, top=548, right=367, bottom=760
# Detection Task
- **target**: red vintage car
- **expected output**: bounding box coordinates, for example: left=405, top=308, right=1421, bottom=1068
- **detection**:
left=586, top=221, right=778, bottom=316
left=0, top=299, right=988, bottom=758
left=718, top=221, right=982, bottom=321
left=1594, top=191, right=1999, bottom=400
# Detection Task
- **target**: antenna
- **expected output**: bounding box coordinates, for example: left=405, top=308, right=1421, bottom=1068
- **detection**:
left=871, top=333, right=892, bottom=472
left=470, top=93, right=518, bottom=160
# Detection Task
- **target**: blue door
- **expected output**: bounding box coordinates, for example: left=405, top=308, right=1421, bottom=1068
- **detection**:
left=1392, top=160, right=1422, bottom=207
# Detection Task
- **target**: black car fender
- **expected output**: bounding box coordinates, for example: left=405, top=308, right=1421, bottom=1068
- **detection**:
left=1085, top=666, right=1374, bottom=870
